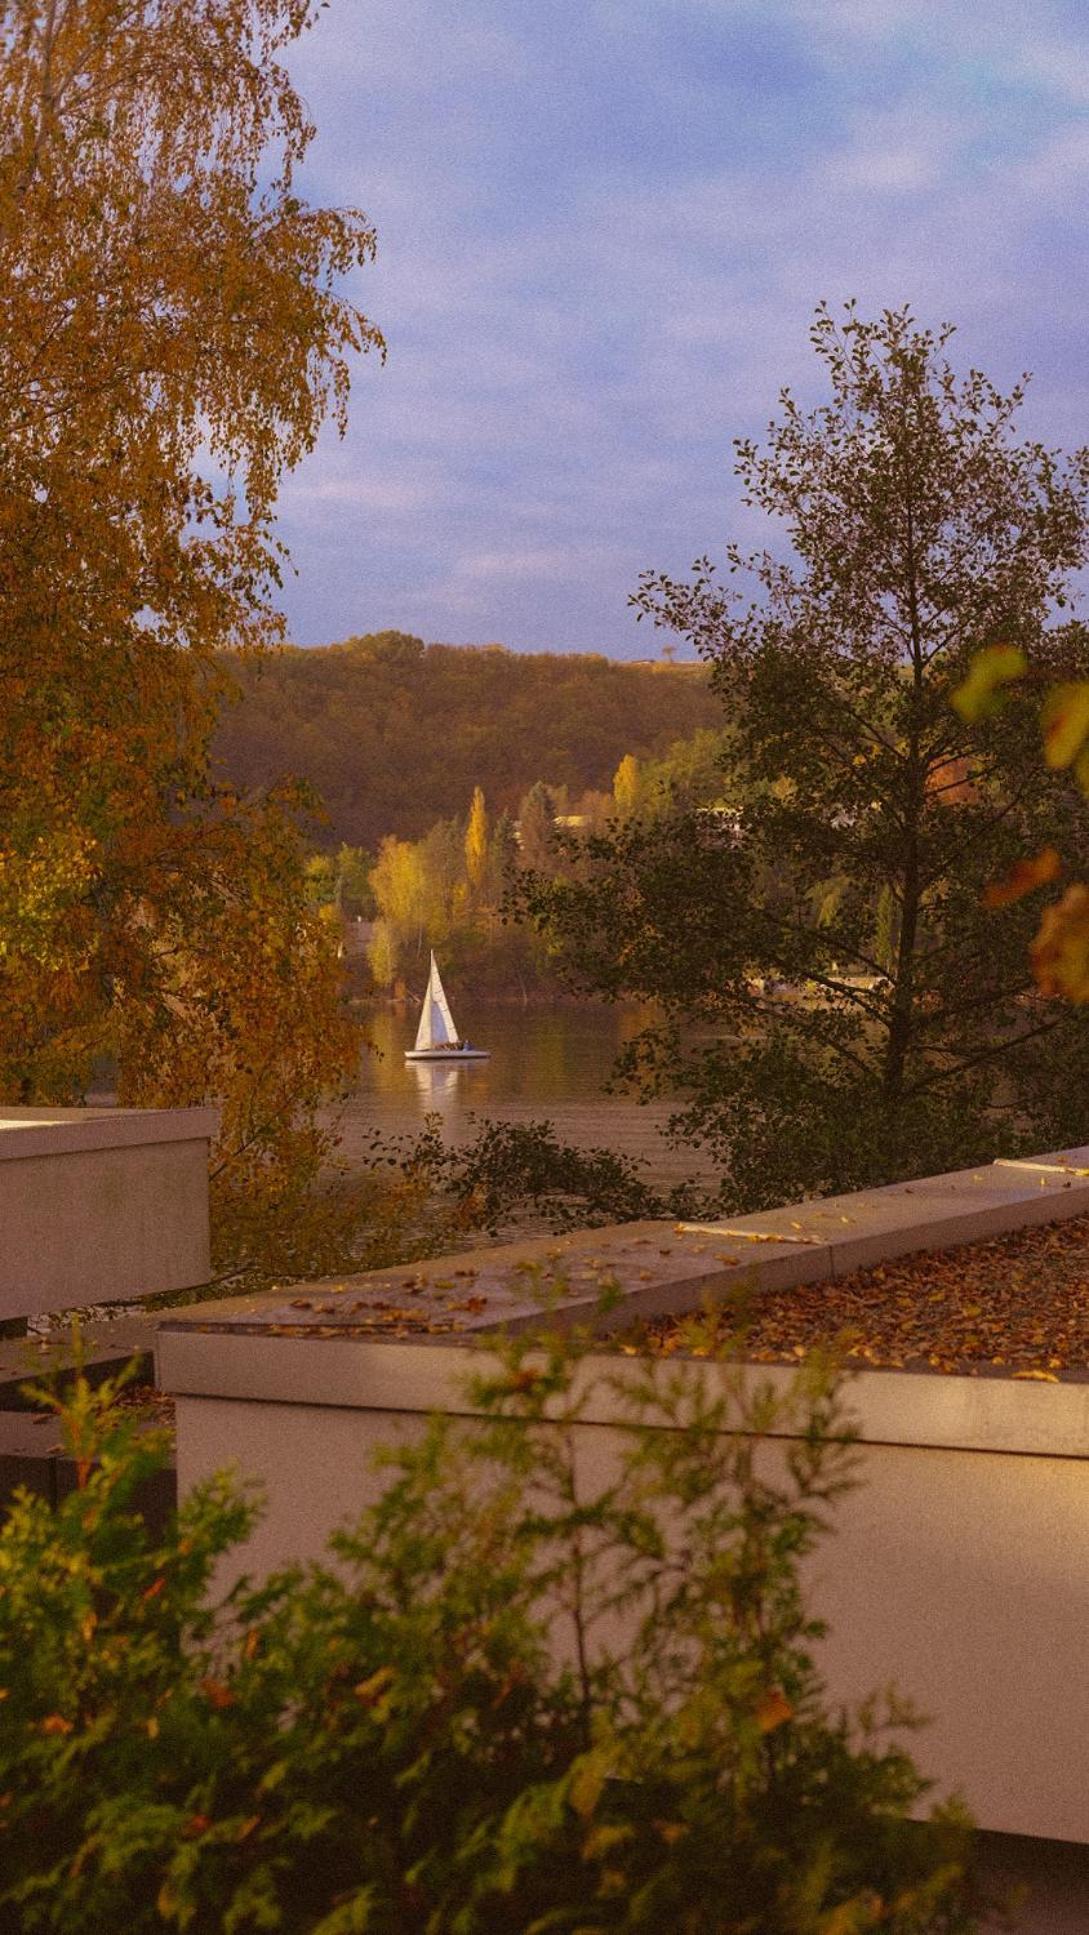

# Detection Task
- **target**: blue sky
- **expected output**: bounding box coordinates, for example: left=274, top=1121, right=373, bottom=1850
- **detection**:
left=276, top=0, right=1089, bottom=656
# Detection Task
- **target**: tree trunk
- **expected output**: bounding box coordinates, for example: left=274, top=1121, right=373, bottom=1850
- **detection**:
left=883, top=484, right=925, bottom=1107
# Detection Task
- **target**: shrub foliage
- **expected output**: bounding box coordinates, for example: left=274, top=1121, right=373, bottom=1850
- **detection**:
left=0, top=1340, right=979, bottom=1931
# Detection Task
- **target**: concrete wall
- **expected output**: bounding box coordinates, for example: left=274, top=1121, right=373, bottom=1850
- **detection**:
left=157, top=1147, right=1089, bottom=1345
left=162, top=1334, right=1089, bottom=1846
left=1, top=1106, right=218, bottom=1318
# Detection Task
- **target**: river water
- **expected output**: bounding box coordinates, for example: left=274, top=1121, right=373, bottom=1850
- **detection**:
left=335, top=1002, right=711, bottom=1190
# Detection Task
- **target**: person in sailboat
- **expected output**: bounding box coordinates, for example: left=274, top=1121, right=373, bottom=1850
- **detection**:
left=405, top=951, right=489, bottom=1060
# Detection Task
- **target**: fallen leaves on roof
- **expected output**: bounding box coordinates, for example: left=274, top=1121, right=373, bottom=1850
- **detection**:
left=644, top=1213, right=1089, bottom=1377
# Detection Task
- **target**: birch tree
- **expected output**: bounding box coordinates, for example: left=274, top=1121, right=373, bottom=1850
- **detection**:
left=0, top=0, right=382, bottom=1261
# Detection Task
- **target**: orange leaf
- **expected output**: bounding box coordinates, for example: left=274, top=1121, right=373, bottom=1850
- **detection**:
left=1031, top=883, right=1089, bottom=1001
left=755, top=1688, right=794, bottom=1733
left=40, top=1714, right=74, bottom=1736
left=199, top=1678, right=236, bottom=1710
left=983, top=847, right=1062, bottom=908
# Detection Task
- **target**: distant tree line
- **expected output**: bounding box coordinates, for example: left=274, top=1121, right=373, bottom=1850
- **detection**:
left=212, top=632, right=721, bottom=851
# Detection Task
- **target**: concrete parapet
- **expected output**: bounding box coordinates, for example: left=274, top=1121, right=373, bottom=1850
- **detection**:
left=0, top=1409, right=174, bottom=1537
left=0, top=1105, right=218, bottom=1320
left=157, top=1142, right=1089, bottom=1851
left=155, top=1143, right=1089, bottom=1349
left=159, top=1330, right=1089, bottom=1847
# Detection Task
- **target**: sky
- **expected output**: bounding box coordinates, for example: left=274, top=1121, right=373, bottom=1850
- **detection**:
left=276, top=0, right=1089, bottom=657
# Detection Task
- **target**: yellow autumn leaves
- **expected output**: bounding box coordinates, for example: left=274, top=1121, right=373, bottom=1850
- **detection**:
left=953, top=646, right=1089, bottom=1001
left=0, top=0, right=385, bottom=1270
left=950, top=642, right=1028, bottom=725
left=0, top=828, right=98, bottom=966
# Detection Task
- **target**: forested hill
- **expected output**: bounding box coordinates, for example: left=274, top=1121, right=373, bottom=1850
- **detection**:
left=212, top=632, right=721, bottom=848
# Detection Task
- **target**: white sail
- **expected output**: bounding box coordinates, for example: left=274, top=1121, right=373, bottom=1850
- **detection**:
left=414, top=952, right=458, bottom=1050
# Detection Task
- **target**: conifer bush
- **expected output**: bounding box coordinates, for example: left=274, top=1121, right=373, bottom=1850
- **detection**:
left=0, top=1340, right=980, bottom=1931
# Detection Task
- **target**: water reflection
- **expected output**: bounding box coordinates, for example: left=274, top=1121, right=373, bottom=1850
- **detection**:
left=408, top=1060, right=463, bottom=1116
left=356, top=1002, right=644, bottom=1104
left=339, top=1000, right=708, bottom=1189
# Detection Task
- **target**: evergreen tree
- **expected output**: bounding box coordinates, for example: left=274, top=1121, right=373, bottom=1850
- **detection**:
left=517, top=781, right=562, bottom=874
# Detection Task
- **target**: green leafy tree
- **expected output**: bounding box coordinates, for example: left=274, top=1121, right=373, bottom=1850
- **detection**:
left=419, top=815, right=469, bottom=941
left=638, top=727, right=737, bottom=813
left=334, top=844, right=376, bottom=918
left=486, top=806, right=518, bottom=905
left=303, top=852, right=338, bottom=907
left=516, top=305, right=1089, bottom=1208
left=0, top=1343, right=980, bottom=1932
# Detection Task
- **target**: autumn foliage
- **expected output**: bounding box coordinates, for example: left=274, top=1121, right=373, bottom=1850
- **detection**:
left=954, top=645, right=1089, bottom=1003
left=213, top=634, right=721, bottom=850
left=0, top=0, right=382, bottom=1262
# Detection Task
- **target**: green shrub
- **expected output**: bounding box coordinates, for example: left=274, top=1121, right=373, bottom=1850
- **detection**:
left=0, top=1336, right=980, bottom=1931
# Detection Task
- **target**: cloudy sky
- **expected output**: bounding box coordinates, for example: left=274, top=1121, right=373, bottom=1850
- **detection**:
left=277, top=0, right=1089, bottom=656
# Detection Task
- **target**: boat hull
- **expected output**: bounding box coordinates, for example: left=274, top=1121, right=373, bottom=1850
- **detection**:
left=404, top=1048, right=490, bottom=1062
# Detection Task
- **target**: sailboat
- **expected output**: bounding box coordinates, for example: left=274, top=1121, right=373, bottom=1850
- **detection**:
left=404, top=951, right=489, bottom=1063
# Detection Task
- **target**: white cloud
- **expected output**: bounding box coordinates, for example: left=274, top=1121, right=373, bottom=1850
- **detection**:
left=997, top=33, right=1089, bottom=106
left=458, top=543, right=619, bottom=582
left=269, top=0, right=1089, bottom=652
left=1015, top=123, right=1089, bottom=198
left=283, top=474, right=431, bottom=513
left=291, top=0, right=527, bottom=95
left=792, top=0, right=945, bottom=36
left=821, top=105, right=970, bottom=194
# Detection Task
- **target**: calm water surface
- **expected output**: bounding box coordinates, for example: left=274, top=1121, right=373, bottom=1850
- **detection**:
left=336, top=1003, right=710, bottom=1189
